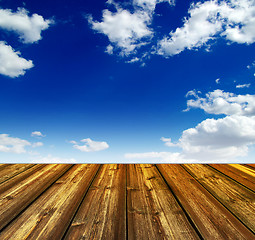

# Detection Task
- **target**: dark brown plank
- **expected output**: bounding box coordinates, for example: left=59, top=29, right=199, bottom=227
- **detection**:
left=157, top=164, right=255, bottom=240
left=0, top=164, right=100, bottom=240
left=0, top=164, right=35, bottom=184
left=64, top=164, right=126, bottom=240
left=0, top=164, right=72, bottom=231
left=127, top=164, right=200, bottom=240
left=209, top=164, right=255, bottom=192
left=0, top=164, right=46, bottom=194
left=183, top=164, right=255, bottom=233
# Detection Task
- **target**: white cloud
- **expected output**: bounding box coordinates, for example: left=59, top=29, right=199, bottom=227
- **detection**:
left=31, top=131, right=45, bottom=137
left=89, top=8, right=153, bottom=55
left=0, top=134, right=31, bottom=153
left=158, top=0, right=255, bottom=56
left=105, top=44, right=114, bottom=54
left=160, top=137, right=176, bottom=147
left=31, top=154, right=77, bottom=163
left=0, top=41, right=33, bottom=77
left=216, top=78, right=220, bottom=84
left=134, top=0, right=174, bottom=12
left=177, top=115, right=255, bottom=160
left=186, top=89, right=255, bottom=116
left=32, top=142, right=43, bottom=148
left=0, top=7, right=52, bottom=43
left=71, top=138, right=109, bottom=152
left=236, top=83, right=251, bottom=88
left=125, top=151, right=185, bottom=163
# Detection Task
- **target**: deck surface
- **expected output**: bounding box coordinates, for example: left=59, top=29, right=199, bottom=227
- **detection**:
left=0, top=164, right=254, bottom=239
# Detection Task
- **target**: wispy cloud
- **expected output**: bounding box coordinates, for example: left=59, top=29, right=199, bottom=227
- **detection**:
left=31, top=131, right=45, bottom=138
left=236, top=83, right=251, bottom=89
left=70, top=138, right=109, bottom=152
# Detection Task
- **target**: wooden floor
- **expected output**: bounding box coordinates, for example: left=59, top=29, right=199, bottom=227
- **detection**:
left=0, top=164, right=254, bottom=240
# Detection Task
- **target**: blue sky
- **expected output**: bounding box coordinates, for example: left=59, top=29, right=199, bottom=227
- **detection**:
left=0, top=0, right=255, bottom=163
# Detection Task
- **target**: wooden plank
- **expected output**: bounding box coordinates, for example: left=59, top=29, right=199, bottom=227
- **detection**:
left=245, top=164, right=255, bottom=170
left=157, top=164, right=255, bottom=240
left=127, top=164, right=200, bottom=240
left=0, top=164, right=46, bottom=194
left=184, top=164, right=255, bottom=233
left=64, top=164, right=126, bottom=240
left=0, top=164, right=72, bottom=231
left=0, top=164, right=100, bottom=240
left=209, top=164, right=255, bottom=192
left=0, top=164, right=35, bottom=184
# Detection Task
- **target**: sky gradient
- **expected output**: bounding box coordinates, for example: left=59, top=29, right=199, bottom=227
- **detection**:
left=0, top=0, right=255, bottom=163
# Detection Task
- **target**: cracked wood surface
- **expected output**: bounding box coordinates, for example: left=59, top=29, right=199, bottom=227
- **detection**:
left=0, top=164, right=254, bottom=240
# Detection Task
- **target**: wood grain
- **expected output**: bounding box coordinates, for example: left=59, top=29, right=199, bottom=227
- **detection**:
left=0, top=164, right=35, bottom=185
left=64, top=164, right=126, bottom=240
left=209, top=164, right=255, bottom=192
left=0, top=164, right=100, bottom=240
left=157, top=164, right=255, bottom=240
left=183, top=164, right=255, bottom=233
left=0, top=164, right=72, bottom=231
left=127, top=164, right=200, bottom=240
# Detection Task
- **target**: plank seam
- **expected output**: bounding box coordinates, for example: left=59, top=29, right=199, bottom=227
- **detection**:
left=208, top=164, right=255, bottom=194
left=155, top=164, right=204, bottom=240
left=0, top=164, right=74, bottom=233
left=181, top=164, right=255, bottom=235
left=61, top=164, right=102, bottom=240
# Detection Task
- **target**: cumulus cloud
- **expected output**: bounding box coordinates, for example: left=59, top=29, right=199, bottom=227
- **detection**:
left=158, top=0, right=255, bottom=56
left=71, top=138, right=109, bottom=152
left=89, top=0, right=174, bottom=55
left=185, top=89, right=255, bottom=116
left=89, top=8, right=153, bottom=55
left=31, top=154, right=77, bottom=163
left=177, top=115, right=255, bottom=160
left=160, top=137, right=177, bottom=147
left=31, top=131, right=45, bottom=137
left=0, top=134, right=31, bottom=153
left=0, top=7, right=52, bottom=43
left=216, top=78, right=220, bottom=84
left=236, top=83, right=251, bottom=88
left=0, top=41, right=33, bottom=77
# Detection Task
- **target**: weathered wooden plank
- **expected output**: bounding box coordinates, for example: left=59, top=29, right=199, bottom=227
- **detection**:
left=127, top=164, right=200, bottom=240
left=0, top=164, right=100, bottom=240
left=0, top=164, right=46, bottom=195
left=157, top=164, right=255, bottom=240
left=183, top=164, right=255, bottom=234
left=209, top=164, right=255, bottom=192
left=64, top=164, right=126, bottom=240
left=0, top=164, right=35, bottom=185
left=245, top=164, right=255, bottom=170
left=0, top=164, right=72, bottom=231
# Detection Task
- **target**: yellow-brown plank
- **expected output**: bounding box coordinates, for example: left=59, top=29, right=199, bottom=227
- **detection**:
left=157, top=164, right=255, bottom=240
left=64, top=164, right=126, bottom=240
left=0, top=164, right=47, bottom=194
left=0, top=164, right=72, bottom=231
left=209, top=164, right=255, bottom=192
left=0, top=164, right=35, bottom=184
left=245, top=164, right=255, bottom=170
left=0, top=164, right=100, bottom=240
left=127, top=164, right=200, bottom=240
left=183, top=164, right=255, bottom=233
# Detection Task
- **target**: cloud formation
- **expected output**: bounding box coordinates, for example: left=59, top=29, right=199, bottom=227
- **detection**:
left=31, top=154, right=77, bottom=163
left=0, top=8, right=52, bottom=43
left=31, top=131, right=45, bottom=137
left=0, top=7, right=52, bottom=77
left=71, top=138, right=109, bottom=152
left=89, top=0, right=174, bottom=56
left=158, top=0, right=255, bottom=56
left=0, top=134, right=31, bottom=153
left=90, top=0, right=255, bottom=59
left=185, top=89, right=255, bottom=116
left=0, top=41, right=33, bottom=77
